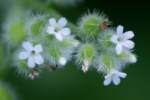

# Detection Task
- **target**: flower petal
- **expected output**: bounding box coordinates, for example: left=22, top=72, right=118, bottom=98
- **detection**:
left=122, top=40, right=135, bottom=49
left=34, top=54, right=44, bottom=65
left=61, top=28, right=71, bottom=36
left=116, top=44, right=123, bottom=55
left=49, top=18, right=56, bottom=26
left=117, top=25, right=124, bottom=35
left=34, top=44, right=43, bottom=53
left=55, top=33, right=64, bottom=41
left=111, top=35, right=118, bottom=44
left=22, top=41, right=33, bottom=52
left=104, top=78, right=111, bottom=86
left=124, top=31, right=134, bottom=39
left=104, top=74, right=111, bottom=79
left=58, top=17, right=67, bottom=27
left=28, top=57, right=35, bottom=68
left=18, top=52, right=29, bottom=60
left=118, top=72, right=127, bottom=78
left=112, top=75, right=120, bottom=85
left=47, top=26, right=55, bottom=34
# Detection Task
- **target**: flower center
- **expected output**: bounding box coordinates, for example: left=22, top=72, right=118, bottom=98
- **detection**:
left=55, top=26, right=61, bottom=32
left=117, top=36, right=124, bottom=42
left=31, top=50, right=36, bottom=55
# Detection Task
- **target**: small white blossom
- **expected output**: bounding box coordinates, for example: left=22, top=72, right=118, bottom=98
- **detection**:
left=47, top=17, right=71, bottom=41
left=103, top=69, right=127, bottom=86
left=111, top=25, right=135, bottom=55
left=58, top=57, right=67, bottom=66
left=18, top=41, right=44, bottom=68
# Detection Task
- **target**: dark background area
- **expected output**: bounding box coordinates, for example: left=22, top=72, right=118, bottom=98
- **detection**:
left=1, top=0, right=150, bottom=100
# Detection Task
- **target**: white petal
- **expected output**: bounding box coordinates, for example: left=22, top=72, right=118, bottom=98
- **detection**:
left=111, top=35, right=118, bottom=44
left=34, top=54, right=44, bottom=65
left=122, top=40, right=135, bottom=49
left=118, top=72, right=127, bottom=78
left=104, top=78, right=111, bottom=86
left=18, top=52, right=29, bottom=60
left=34, top=44, right=43, bottom=53
left=112, top=75, right=120, bottom=85
left=49, top=18, right=56, bottom=26
left=58, top=57, right=67, bottom=65
left=58, top=17, right=67, bottom=27
left=47, top=26, right=55, bottom=34
left=117, top=25, right=124, bottom=35
left=61, top=28, right=71, bottom=36
left=22, top=41, right=33, bottom=52
left=28, top=57, right=35, bottom=68
left=123, top=31, right=134, bottom=39
left=104, top=74, right=111, bottom=79
left=55, top=33, right=64, bottom=41
left=116, top=44, right=123, bottom=55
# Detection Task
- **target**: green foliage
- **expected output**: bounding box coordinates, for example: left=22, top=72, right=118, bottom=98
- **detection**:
left=0, top=82, right=17, bottom=100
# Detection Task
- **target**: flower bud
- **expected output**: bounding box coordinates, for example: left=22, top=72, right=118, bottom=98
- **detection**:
left=129, top=54, right=137, bottom=63
left=3, top=8, right=27, bottom=46
left=26, top=15, right=47, bottom=36
left=78, top=12, right=109, bottom=40
left=58, top=57, right=67, bottom=66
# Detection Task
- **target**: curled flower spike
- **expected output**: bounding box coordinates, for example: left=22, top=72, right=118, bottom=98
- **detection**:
left=18, top=41, right=44, bottom=68
left=103, top=69, right=127, bottom=86
left=46, top=17, right=71, bottom=41
left=3, top=9, right=137, bottom=86
left=111, top=25, right=135, bottom=55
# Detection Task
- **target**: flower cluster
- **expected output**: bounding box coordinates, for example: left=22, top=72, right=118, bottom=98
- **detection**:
left=14, top=16, right=78, bottom=79
left=75, top=13, right=137, bottom=86
left=3, top=10, right=137, bottom=86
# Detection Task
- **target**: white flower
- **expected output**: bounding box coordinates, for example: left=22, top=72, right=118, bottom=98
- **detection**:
left=103, top=69, right=127, bottom=86
left=58, top=57, right=67, bottom=66
left=46, top=17, right=71, bottom=41
left=18, top=41, right=44, bottom=68
left=111, top=25, right=135, bottom=55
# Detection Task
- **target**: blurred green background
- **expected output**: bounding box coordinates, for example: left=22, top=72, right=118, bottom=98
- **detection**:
left=0, top=0, right=150, bottom=100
